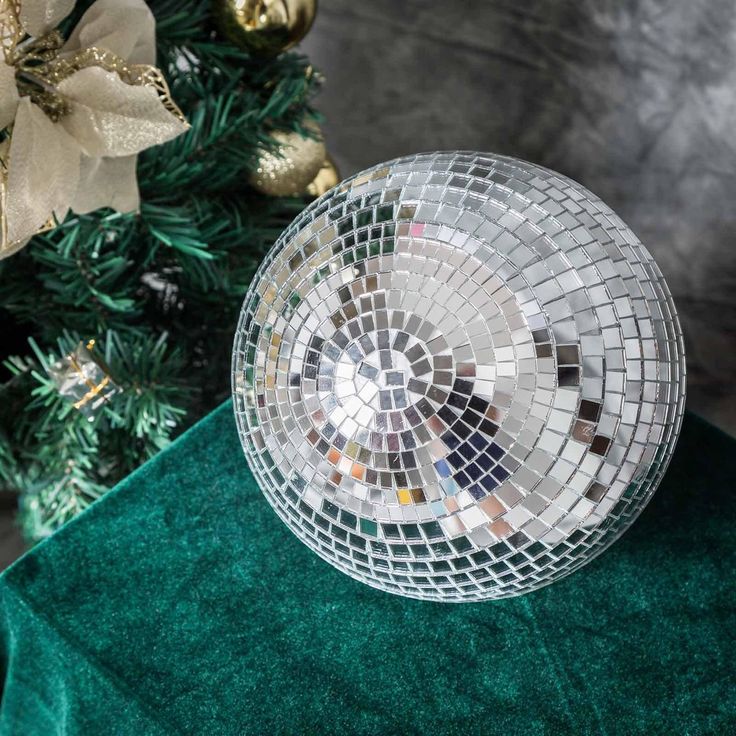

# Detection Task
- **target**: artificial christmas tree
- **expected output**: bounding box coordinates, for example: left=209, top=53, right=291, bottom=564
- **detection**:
left=0, top=0, right=323, bottom=542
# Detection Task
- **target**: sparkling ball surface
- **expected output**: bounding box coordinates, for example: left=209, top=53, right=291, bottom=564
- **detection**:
left=232, top=152, right=685, bottom=601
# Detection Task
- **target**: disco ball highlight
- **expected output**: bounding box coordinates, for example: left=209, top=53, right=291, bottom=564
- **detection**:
left=232, top=152, right=685, bottom=601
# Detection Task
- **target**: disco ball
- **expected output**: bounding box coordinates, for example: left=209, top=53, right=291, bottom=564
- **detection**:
left=232, top=152, right=686, bottom=601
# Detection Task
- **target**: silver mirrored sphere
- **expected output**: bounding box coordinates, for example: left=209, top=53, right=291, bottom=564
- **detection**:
left=232, top=152, right=686, bottom=601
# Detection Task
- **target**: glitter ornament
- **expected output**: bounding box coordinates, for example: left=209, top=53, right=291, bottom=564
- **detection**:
left=232, top=152, right=686, bottom=601
left=249, top=124, right=325, bottom=197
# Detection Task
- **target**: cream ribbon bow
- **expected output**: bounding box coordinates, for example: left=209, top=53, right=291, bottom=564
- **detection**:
left=0, top=0, right=188, bottom=259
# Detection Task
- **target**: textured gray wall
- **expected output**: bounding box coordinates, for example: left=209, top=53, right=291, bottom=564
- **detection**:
left=301, top=0, right=736, bottom=435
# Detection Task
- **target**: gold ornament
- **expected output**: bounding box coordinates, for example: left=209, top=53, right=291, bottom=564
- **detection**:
left=47, top=340, right=119, bottom=420
left=305, top=154, right=339, bottom=198
left=216, top=0, right=317, bottom=55
left=250, top=124, right=326, bottom=196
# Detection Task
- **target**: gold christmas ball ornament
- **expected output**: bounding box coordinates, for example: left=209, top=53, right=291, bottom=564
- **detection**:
left=250, top=126, right=326, bottom=196
left=305, top=154, right=340, bottom=197
left=216, top=0, right=317, bottom=55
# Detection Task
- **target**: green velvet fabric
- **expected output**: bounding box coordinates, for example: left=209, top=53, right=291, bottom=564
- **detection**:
left=1, top=401, right=734, bottom=735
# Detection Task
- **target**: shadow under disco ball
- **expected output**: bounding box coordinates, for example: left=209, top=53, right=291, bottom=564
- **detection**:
left=232, top=152, right=686, bottom=602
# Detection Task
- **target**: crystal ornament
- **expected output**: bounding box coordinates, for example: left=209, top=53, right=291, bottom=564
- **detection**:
left=232, top=152, right=686, bottom=601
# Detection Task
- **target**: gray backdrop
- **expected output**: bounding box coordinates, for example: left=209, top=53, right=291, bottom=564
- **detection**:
left=301, top=0, right=736, bottom=435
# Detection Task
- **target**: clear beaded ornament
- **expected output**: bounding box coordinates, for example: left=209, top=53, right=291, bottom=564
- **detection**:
left=232, top=152, right=686, bottom=601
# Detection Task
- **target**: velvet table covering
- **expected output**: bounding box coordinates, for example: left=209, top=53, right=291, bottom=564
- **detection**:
left=1, top=402, right=734, bottom=735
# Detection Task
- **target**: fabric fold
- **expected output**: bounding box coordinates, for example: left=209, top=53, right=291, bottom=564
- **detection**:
left=6, top=98, right=79, bottom=245
left=62, top=0, right=157, bottom=65
left=71, top=154, right=139, bottom=214
left=18, top=0, right=74, bottom=37
left=0, top=61, right=19, bottom=131
left=57, top=67, right=188, bottom=158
